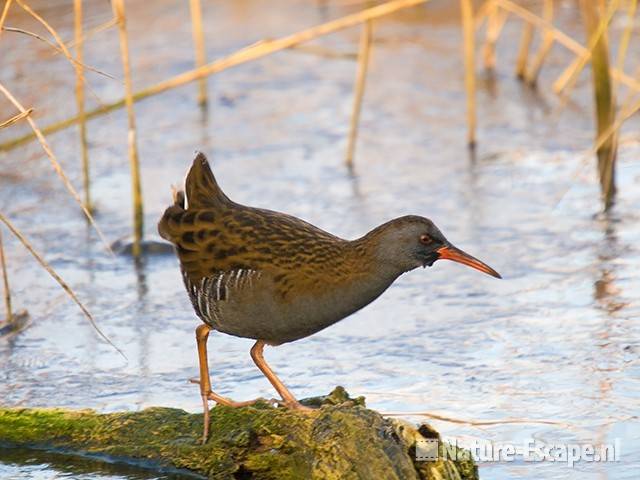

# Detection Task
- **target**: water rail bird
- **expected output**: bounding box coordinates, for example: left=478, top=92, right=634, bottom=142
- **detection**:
left=158, top=152, right=501, bottom=442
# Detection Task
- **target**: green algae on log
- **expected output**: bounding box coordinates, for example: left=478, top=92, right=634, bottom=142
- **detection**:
left=0, top=387, right=478, bottom=480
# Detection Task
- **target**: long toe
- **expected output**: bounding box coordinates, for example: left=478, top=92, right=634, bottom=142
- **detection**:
left=207, top=391, right=273, bottom=408
left=281, top=400, right=314, bottom=412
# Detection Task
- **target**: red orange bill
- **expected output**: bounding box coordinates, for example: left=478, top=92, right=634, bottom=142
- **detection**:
left=437, top=245, right=501, bottom=279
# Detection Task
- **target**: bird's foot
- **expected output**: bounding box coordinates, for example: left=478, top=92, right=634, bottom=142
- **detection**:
left=207, top=390, right=277, bottom=407
left=189, top=378, right=277, bottom=407
left=277, top=398, right=314, bottom=412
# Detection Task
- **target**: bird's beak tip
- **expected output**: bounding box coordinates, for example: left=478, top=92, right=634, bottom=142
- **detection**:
left=436, top=245, right=501, bottom=279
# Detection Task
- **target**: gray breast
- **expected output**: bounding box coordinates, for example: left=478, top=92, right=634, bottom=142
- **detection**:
left=182, top=267, right=400, bottom=345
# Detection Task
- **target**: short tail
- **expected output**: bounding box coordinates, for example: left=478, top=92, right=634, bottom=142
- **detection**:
left=157, top=151, right=229, bottom=242
left=184, top=151, right=230, bottom=209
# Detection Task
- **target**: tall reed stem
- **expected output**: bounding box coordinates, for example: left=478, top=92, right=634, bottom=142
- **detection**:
left=74, top=0, right=91, bottom=213
left=112, top=0, right=143, bottom=256
left=525, top=0, right=553, bottom=85
left=515, top=21, right=533, bottom=79
left=346, top=20, right=373, bottom=167
left=614, top=0, right=637, bottom=91
left=553, top=0, right=619, bottom=95
left=0, top=229, right=12, bottom=324
left=0, top=0, right=12, bottom=41
left=189, top=0, right=208, bottom=107
left=581, top=0, right=616, bottom=209
left=460, top=0, right=477, bottom=148
left=482, top=1, right=508, bottom=70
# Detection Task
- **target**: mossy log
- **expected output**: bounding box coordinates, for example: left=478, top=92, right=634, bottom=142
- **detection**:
left=0, top=387, right=478, bottom=480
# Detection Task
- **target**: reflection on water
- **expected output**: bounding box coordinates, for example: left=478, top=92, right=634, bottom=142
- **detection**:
left=0, top=446, right=201, bottom=479
left=1, top=1, right=639, bottom=479
left=593, top=213, right=629, bottom=315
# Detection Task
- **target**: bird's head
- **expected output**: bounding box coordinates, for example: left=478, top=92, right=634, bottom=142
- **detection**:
left=363, top=215, right=501, bottom=278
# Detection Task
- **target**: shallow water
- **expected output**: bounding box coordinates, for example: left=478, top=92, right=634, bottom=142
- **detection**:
left=0, top=446, right=200, bottom=480
left=1, top=0, right=639, bottom=479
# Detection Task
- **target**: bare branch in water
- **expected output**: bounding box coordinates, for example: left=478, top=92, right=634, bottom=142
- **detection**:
left=0, top=213, right=126, bottom=359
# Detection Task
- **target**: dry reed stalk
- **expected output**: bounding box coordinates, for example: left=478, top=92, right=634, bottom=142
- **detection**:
left=345, top=19, right=373, bottom=167
left=0, top=213, right=125, bottom=358
left=482, top=0, right=497, bottom=68
left=525, top=0, right=554, bottom=85
left=1, top=26, right=113, bottom=80
left=15, top=0, right=112, bottom=79
left=0, top=0, right=12, bottom=40
left=74, top=0, right=91, bottom=213
left=460, top=0, right=477, bottom=147
left=552, top=0, right=619, bottom=95
left=610, top=68, right=640, bottom=91
left=0, top=229, right=12, bottom=324
left=614, top=0, right=637, bottom=91
left=2, top=25, right=110, bottom=110
left=498, top=0, right=584, bottom=53
left=473, top=0, right=497, bottom=31
left=63, top=17, right=117, bottom=51
left=482, top=1, right=508, bottom=70
left=594, top=93, right=640, bottom=153
left=111, top=0, right=143, bottom=257
left=0, top=108, right=32, bottom=129
left=0, top=0, right=431, bottom=152
left=582, top=0, right=617, bottom=209
left=189, top=0, right=208, bottom=107
left=0, top=82, right=113, bottom=253
left=495, top=0, right=640, bottom=92
left=515, top=20, right=534, bottom=78
left=553, top=95, right=635, bottom=215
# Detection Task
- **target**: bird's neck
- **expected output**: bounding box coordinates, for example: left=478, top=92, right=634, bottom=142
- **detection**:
left=304, top=238, right=404, bottom=323
left=349, top=223, right=416, bottom=280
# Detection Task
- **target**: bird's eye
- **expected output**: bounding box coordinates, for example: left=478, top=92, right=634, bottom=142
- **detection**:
left=419, top=234, right=432, bottom=245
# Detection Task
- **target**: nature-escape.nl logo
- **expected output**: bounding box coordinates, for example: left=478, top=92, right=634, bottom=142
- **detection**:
left=416, top=438, right=621, bottom=468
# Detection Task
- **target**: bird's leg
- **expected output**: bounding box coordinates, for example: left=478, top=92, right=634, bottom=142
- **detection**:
left=195, top=324, right=213, bottom=444
left=250, top=340, right=312, bottom=411
left=194, top=324, right=266, bottom=444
